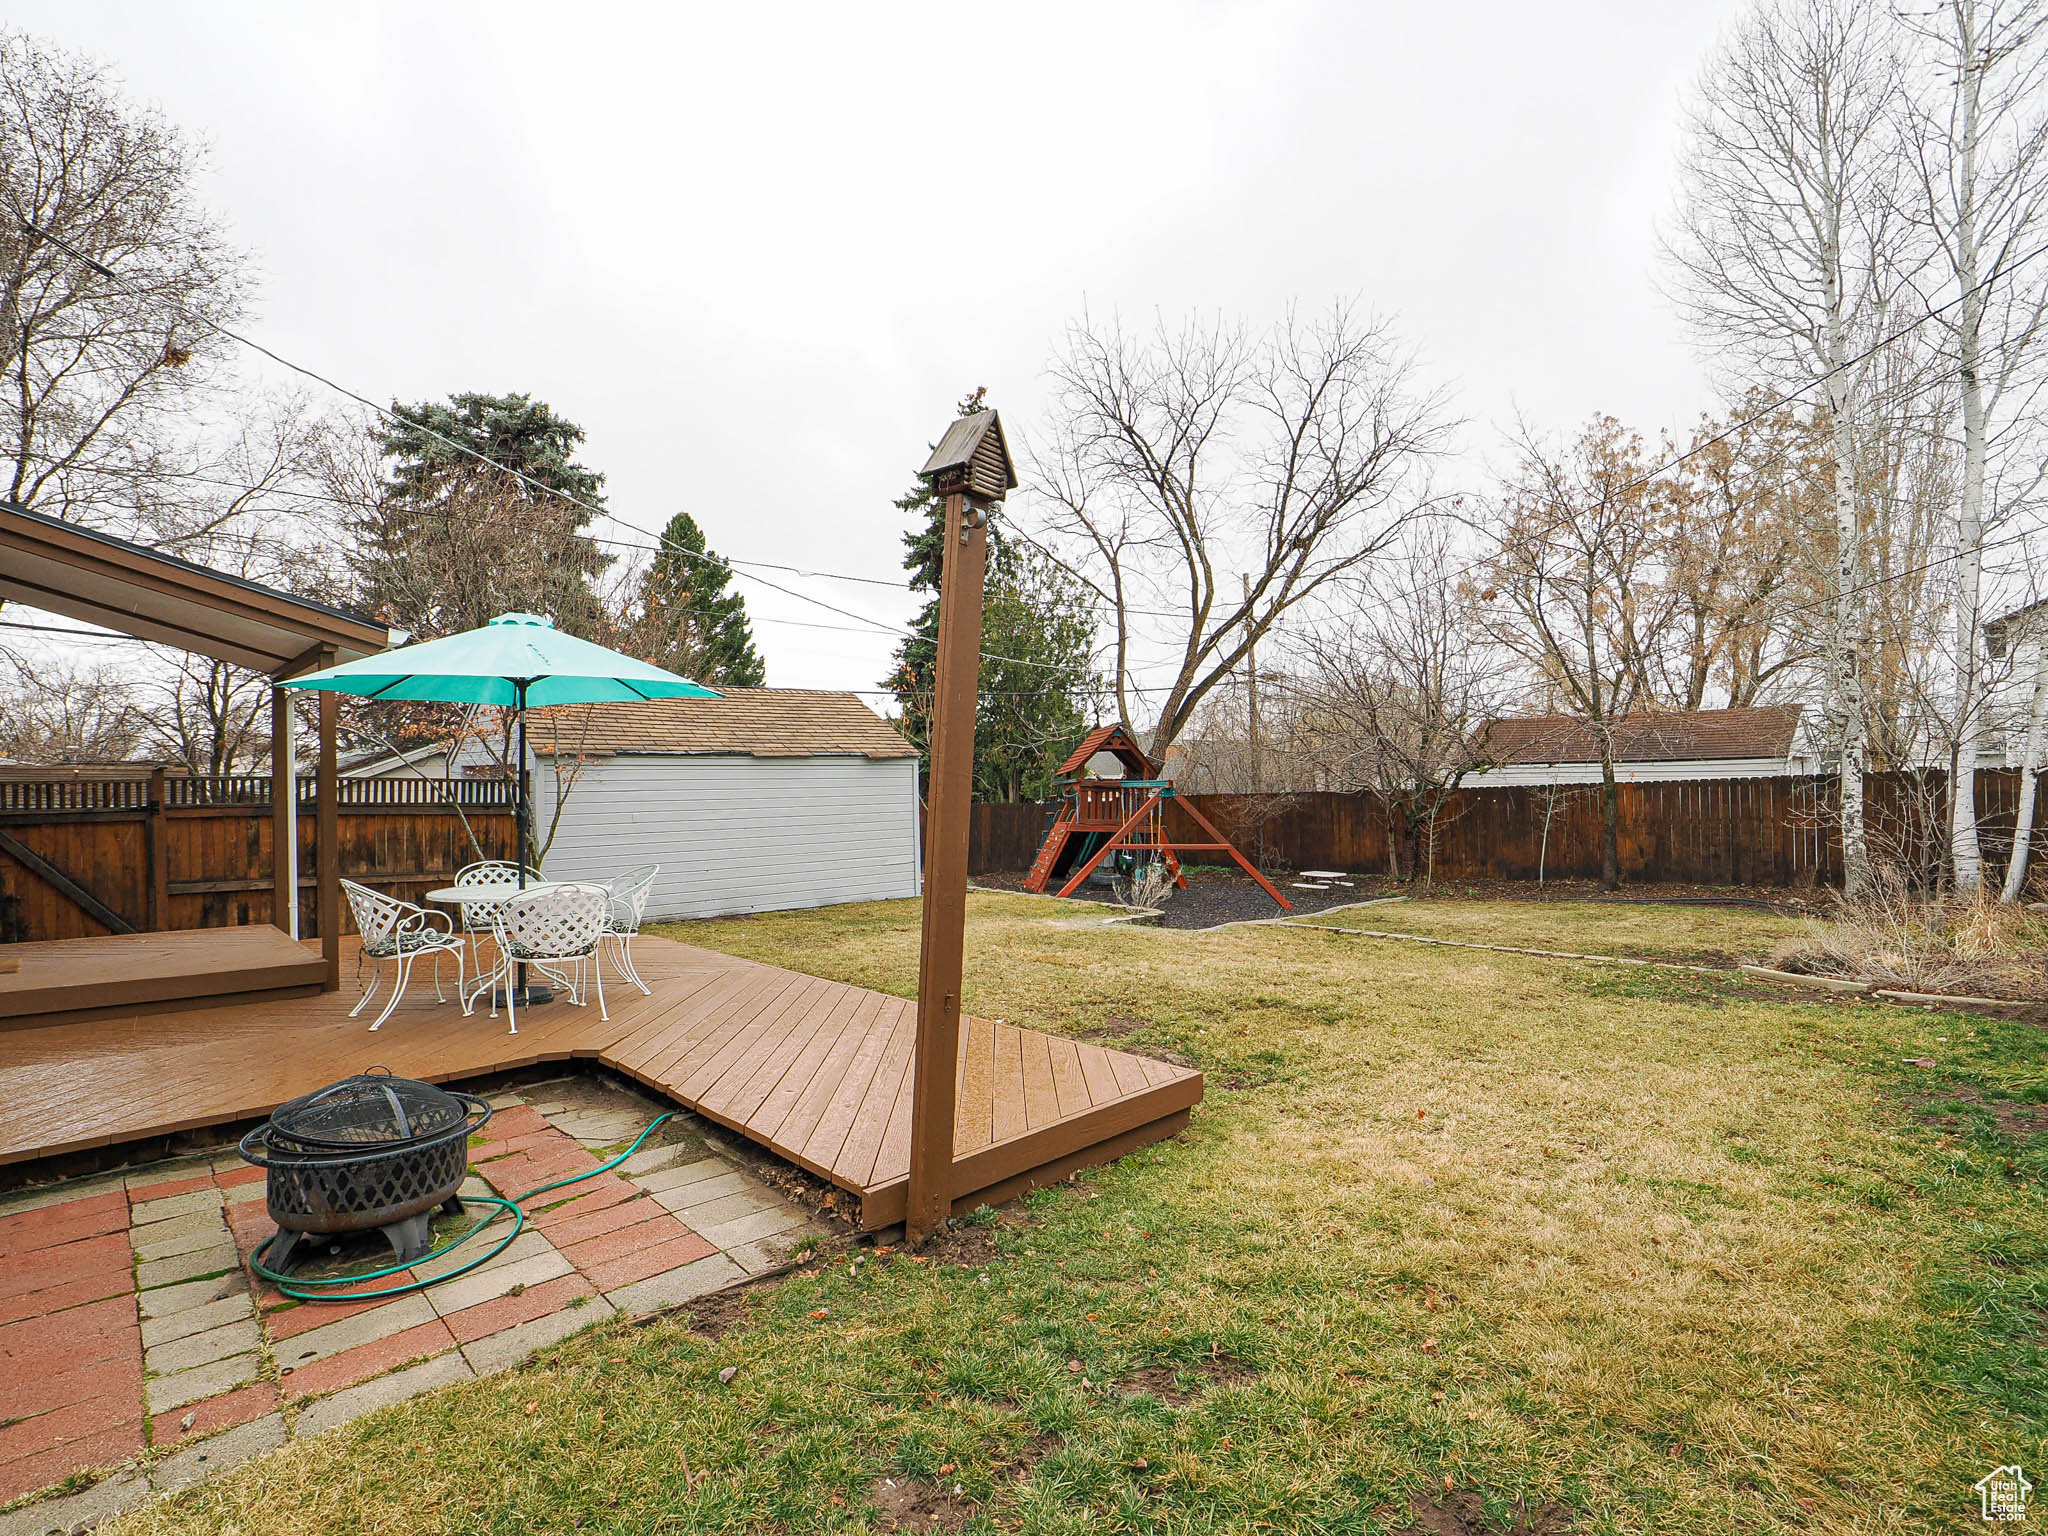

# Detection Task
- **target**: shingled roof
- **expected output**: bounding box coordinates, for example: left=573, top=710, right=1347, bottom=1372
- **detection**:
left=525, top=688, right=916, bottom=760
left=1478, top=706, right=1802, bottom=766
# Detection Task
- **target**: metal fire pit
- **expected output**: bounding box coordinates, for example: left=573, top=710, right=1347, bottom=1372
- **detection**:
left=239, top=1068, right=492, bottom=1272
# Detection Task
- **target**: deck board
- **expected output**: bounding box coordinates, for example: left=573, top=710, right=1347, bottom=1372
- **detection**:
left=0, top=930, right=1201, bottom=1227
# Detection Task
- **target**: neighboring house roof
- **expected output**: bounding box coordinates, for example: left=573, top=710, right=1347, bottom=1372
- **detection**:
left=1478, top=706, right=1803, bottom=766
left=1056, top=724, right=1157, bottom=779
left=526, top=688, right=917, bottom=761
left=1987, top=597, right=2048, bottom=659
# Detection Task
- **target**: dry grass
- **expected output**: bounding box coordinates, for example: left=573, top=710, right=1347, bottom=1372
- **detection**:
left=102, top=894, right=2047, bottom=1536
left=1774, top=873, right=2048, bottom=999
left=1303, top=896, right=1809, bottom=963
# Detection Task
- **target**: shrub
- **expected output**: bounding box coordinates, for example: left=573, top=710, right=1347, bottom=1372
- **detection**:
left=1773, top=867, right=2048, bottom=999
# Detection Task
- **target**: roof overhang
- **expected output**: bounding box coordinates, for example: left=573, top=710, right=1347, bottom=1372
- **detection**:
left=0, top=500, right=391, bottom=678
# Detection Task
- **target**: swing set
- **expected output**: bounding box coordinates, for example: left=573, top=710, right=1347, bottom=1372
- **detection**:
left=1021, top=724, right=1292, bottom=910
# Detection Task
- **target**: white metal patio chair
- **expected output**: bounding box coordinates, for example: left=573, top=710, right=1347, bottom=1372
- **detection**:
left=341, top=878, right=469, bottom=1032
left=485, top=881, right=610, bottom=1035
left=601, top=863, right=660, bottom=995
left=451, top=860, right=542, bottom=976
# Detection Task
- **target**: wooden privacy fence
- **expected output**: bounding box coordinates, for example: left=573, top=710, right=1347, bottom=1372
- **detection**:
left=965, top=770, right=2047, bottom=888
left=0, top=771, right=518, bottom=943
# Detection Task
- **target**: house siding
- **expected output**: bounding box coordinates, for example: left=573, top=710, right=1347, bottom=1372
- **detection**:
left=530, top=753, right=921, bottom=920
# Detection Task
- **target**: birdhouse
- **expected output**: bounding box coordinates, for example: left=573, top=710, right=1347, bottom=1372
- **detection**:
left=919, top=409, right=1017, bottom=503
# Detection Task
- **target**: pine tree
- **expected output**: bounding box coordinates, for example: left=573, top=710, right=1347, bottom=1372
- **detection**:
left=349, top=391, right=613, bottom=640
left=631, top=511, right=767, bottom=686
left=886, top=394, right=1098, bottom=800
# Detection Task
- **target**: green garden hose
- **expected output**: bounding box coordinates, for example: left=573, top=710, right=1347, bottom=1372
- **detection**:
left=248, top=1112, right=674, bottom=1303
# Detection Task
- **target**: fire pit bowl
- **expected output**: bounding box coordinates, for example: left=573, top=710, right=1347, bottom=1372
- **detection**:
left=239, top=1068, right=492, bottom=1272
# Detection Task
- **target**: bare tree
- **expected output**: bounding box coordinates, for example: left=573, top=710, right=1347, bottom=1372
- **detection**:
left=1475, top=416, right=1683, bottom=890
left=1299, top=525, right=1513, bottom=880
left=1898, top=0, right=2048, bottom=893
left=140, top=652, right=270, bottom=774
left=1667, top=0, right=1916, bottom=895
left=1661, top=395, right=1830, bottom=708
left=0, top=31, right=244, bottom=535
left=1032, top=304, right=1452, bottom=759
left=0, top=654, right=142, bottom=760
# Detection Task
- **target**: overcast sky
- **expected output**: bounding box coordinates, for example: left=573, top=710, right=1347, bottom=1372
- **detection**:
left=15, top=0, right=1743, bottom=698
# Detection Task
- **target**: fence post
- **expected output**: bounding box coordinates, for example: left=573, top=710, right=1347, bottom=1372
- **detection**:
left=146, top=767, right=168, bottom=932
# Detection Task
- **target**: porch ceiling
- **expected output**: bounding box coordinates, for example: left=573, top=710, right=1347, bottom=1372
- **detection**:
left=0, top=500, right=390, bottom=677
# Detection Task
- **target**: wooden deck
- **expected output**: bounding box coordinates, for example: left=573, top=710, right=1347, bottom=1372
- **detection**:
left=0, top=928, right=326, bottom=1030
left=0, top=932, right=1200, bottom=1228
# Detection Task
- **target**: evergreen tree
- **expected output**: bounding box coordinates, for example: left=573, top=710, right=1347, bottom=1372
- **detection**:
left=348, top=391, right=612, bottom=640
left=886, top=395, right=1098, bottom=800
left=630, top=511, right=767, bottom=686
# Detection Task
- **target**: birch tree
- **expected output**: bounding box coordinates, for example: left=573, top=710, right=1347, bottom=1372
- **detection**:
left=1898, top=0, right=2048, bottom=893
left=1999, top=612, right=2048, bottom=898
left=1032, top=305, right=1452, bottom=758
left=1666, top=0, right=1914, bottom=895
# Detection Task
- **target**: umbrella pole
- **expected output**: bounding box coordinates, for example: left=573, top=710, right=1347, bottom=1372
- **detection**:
left=514, top=684, right=539, bottom=1005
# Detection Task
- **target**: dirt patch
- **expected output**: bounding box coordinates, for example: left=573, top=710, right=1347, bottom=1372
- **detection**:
left=1397, top=1489, right=1574, bottom=1536
left=868, top=1475, right=975, bottom=1532
left=919, top=1220, right=1001, bottom=1267
left=682, top=1285, right=752, bottom=1340
left=1118, top=1351, right=1255, bottom=1406
left=1914, top=1089, right=2048, bottom=1142
left=978, top=867, right=1363, bottom=929
left=1080, top=1014, right=1148, bottom=1041
left=1006, top=1432, right=1064, bottom=1485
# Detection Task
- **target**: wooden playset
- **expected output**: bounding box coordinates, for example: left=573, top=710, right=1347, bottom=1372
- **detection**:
left=1021, top=724, right=1292, bottom=909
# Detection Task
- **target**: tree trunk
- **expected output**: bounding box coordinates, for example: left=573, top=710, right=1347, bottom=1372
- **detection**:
left=1599, top=757, right=1621, bottom=891
left=1950, top=13, right=1989, bottom=896
left=2001, top=639, right=2048, bottom=902
left=1826, top=330, right=1874, bottom=896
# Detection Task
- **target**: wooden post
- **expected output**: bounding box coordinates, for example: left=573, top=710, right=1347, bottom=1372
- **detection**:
left=146, top=767, right=168, bottom=932
left=905, top=407, right=1014, bottom=1247
left=270, top=686, right=296, bottom=936
left=316, top=656, right=340, bottom=989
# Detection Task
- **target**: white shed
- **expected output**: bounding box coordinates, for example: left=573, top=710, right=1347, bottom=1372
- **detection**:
left=524, top=689, right=922, bottom=921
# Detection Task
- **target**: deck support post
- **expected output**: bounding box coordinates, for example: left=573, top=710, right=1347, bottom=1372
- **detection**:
left=907, top=487, right=988, bottom=1246
left=316, top=651, right=340, bottom=990
left=270, top=686, right=298, bottom=938
left=905, top=405, right=1013, bottom=1248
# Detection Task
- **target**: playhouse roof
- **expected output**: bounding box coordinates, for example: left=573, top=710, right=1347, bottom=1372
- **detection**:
left=1056, top=723, right=1157, bottom=779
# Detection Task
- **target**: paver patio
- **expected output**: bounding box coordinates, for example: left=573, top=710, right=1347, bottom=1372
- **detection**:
left=0, top=1076, right=828, bottom=1532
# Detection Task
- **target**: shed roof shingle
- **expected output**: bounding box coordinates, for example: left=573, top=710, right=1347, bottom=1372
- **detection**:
left=1478, top=706, right=1802, bottom=766
left=525, top=688, right=916, bottom=760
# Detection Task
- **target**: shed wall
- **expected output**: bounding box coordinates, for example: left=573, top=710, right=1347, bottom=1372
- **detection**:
left=532, top=754, right=922, bottom=919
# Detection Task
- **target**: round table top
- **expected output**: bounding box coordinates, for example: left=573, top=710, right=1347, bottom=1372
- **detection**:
left=425, top=878, right=611, bottom=905
left=424, top=881, right=529, bottom=904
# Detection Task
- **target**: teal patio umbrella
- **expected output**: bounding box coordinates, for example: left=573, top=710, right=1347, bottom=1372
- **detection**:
left=283, top=611, right=720, bottom=999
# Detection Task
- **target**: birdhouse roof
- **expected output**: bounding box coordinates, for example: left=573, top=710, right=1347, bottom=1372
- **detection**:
left=1056, top=723, right=1157, bottom=779
left=919, top=409, right=1018, bottom=498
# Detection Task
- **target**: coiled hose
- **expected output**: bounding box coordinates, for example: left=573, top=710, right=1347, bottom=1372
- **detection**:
left=248, top=1112, right=674, bottom=1302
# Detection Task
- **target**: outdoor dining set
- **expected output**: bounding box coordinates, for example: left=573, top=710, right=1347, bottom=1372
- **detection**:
left=339, top=861, right=660, bottom=1034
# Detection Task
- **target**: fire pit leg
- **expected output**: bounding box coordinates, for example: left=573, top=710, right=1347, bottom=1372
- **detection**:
left=380, top=1210, right=437, bottom=1265
left=267, top=1226, right=314, bottom=1274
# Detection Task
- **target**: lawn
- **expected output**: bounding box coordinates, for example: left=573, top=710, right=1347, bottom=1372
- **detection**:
left=110, top=893, right=2046, bottom=1536
left=1300, top=895, right=1812, bottom=964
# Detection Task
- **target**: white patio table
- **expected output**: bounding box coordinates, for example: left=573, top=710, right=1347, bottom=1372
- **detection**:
left=425, top=879, right=613, bottom=1008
